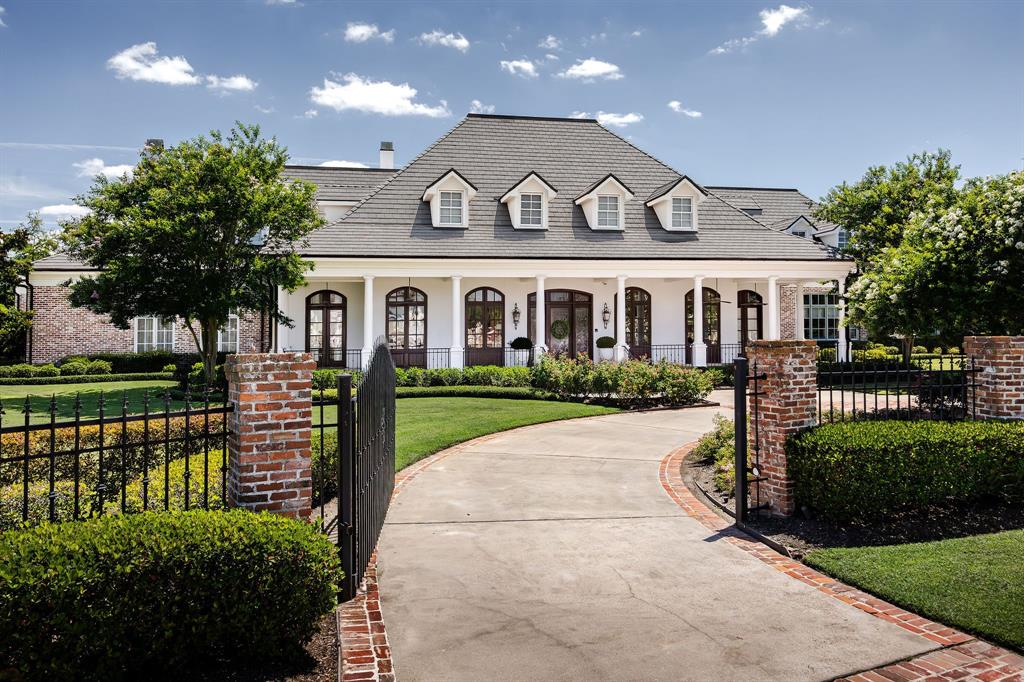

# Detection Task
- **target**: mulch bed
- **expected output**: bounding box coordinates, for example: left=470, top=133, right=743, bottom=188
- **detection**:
left=198, top=610, right=339, bottom=681
left=684, top=449, right=1024, bottom=558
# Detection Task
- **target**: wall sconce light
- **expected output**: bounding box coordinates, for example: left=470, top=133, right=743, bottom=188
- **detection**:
left=602, top=302, right=611, bottom=329
left=512, top=303, right=521, bottom=329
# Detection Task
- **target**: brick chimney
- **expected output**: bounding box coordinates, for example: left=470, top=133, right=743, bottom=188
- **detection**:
left=379, top=141, right=394, bottom=169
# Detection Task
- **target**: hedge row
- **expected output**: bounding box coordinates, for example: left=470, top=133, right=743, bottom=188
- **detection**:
left=787, top=420, right=1024, bottom=522
left=57, top=351, right=230, bottom=374
left=0, top=510, right=340, bottom=679
left=0, top=360, right=112, bottom=379
left=0, top=371, right=174, bottom=386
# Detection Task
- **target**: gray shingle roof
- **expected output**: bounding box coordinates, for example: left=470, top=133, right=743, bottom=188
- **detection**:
left=33, top=253, right=86, bottom=270
left=282, top=166, right=395, bottom=202
left=706, top=186, right=840, bottom=235
left=303, top=114, right=840, bottom=261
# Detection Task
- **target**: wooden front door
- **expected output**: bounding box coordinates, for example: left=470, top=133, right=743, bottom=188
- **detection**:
left=737, top=290, right=764, bottom=354
left=465, top=287, right=505, bottom=366
left=529, top=290, right=593, bottom=359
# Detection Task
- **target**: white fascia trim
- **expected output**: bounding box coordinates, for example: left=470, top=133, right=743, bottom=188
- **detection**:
left=421, top=170, right=477, bottom=202
left=499, top=173, right=558, bottom=203
left=573, top=176, right=634, bottom=205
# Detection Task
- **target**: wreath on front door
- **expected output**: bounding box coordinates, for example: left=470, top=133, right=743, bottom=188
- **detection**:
left=550, top=319, right=570, bottom=340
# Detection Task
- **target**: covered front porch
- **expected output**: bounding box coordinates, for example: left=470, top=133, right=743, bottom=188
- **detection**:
left=274, top=259, right=854, bottom=369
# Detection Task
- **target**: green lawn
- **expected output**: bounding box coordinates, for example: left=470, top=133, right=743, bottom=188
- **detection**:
left=393, top=397, right=618, bottom=470
left=806, top=530, right=1024, bottom=651
left=0, top=380, right=188, bottom=425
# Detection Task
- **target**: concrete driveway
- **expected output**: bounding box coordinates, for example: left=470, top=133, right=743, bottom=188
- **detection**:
left=377, top=392, right=935, bottom=681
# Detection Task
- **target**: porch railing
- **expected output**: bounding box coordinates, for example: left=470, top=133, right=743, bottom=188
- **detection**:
left=310, top=348, right=364, bottom=369
left=389, top=347, right=451, bottom=369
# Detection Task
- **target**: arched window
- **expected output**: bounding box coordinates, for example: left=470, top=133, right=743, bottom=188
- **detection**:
left=306, top=290, right=347, bottom=366
left=387, top=287, right=428, bottom=368
left=621, top=287, right=652, bottom=359
left=527, top=290, right=593, bottom=359
left=465, top=287, right=504, bottom=366
left=685, top=288, right=721, bottom=363
left=737, top=290, right=764, bottom=352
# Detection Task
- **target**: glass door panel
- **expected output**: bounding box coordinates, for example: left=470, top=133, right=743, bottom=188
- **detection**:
left=548, top=307, right=571, bottom=356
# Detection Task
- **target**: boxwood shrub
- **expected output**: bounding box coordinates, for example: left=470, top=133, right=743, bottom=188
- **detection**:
left=0, top=371, right=174, bottom=385
left=787, top=420, right=1024, bottom=522
left=0, top=510, right=341, bottom=679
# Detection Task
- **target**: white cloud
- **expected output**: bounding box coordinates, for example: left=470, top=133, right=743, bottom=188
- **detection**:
left=38, top=204, right=91, bottom=219
left=300, top=109, right=318, bottom=119
left=73, top=158, right=134, bottom=180
left=629, top=29, right=644, bottom=38
left=759, top=4, right=808, bottom=35
left=545, top=53, right=559, bottom=61
left=419, top=30, right=470, bottom=52
left=668, top=101, right=703, bottom=118
left=205, top=74, right=257, bottom=91
left=344, top=22, right=394, bottom=43
left=0, top=141, right=136, bottom=151
left=0, top=6, right=7, bottom=28
left=710, top=4, right=816, bottom=54
left=0, top=177, right=64, bottom=200
left=107, top=42, right=200, bottom=85
left=538, top=34, right=560, bottom=50
left=499, top=59, right=537, bottom=78
left=558, top=58, right=623, bottom=81
left=254, top=105, right=275, bottom=114
left=469, top=99, right=495, bottom=114
left=265, top=0, right=299, bottom=4
left=310, top=73, right=450, bottom=117
left=572, top=111, right=643, bottom=128
left=318, top=160, right=368, bottom=168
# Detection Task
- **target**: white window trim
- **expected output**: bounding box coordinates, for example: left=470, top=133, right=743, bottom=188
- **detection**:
left=671, top=197, right=693, bottom=229
left=575, top=176, right=632, bottom=232
left=438, top=190, right=465, bottom=227
left=520, top=193, right=543, bottom=227
left=500, top=172, right=558, bottom=230
left=422, top=170, right=476, bottom=229
left=596, top=194, right=622, bottom=229
left=217, top=312, right=240, bottom=353
left=803, top=293, right=840, bottom=341
left=134, top=316, right=176, bottom=353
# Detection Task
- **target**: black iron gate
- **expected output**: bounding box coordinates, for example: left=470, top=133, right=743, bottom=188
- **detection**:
left=732, top=357, right=767, bottom=523
left=336, top=338, right=397, bottom=601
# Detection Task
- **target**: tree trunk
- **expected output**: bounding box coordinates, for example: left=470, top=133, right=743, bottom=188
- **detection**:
left=902, top=336, right=914, bottom=364
left=201, top=319, right=219, bottom=388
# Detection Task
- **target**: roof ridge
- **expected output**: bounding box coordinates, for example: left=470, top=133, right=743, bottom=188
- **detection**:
left=327, top=117, right=472, bottom=227
left=704, top=185, right=802, bottom=192
left=706, top=189, right=788, bottom=230
left=284, top=164, right=395, bottom=172
left=466, top=112, right=597, bottom=123
left=594, top=123, right=685, bottom=179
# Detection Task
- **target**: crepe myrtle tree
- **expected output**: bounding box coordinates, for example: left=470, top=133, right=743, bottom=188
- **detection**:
left=61, top=124, right=324, bottom=385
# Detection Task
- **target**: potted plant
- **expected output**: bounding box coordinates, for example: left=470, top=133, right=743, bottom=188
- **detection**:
left=596, top=335, right=617, bottom=362
left=509, top=336, right=533, bottom=366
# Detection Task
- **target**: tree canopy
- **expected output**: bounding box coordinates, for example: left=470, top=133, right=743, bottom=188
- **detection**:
left=61, top=123, right=324, bottom=382
left=0, top=213, right=55, bottom=357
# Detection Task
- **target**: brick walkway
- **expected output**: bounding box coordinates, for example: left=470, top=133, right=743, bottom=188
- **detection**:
left=660, top=444, right=1024, bottom=682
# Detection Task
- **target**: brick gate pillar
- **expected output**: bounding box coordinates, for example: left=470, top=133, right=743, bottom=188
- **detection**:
left=224, top=352, right=315, bottom=520
left=745, top=340, right=818, bottom=516
left=963, top=336, right=1024, bottom=420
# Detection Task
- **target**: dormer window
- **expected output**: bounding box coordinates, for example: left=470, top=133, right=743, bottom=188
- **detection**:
left=671, top=197, right=693, bottom=229
left=520, top=194, right=542, bottom=226
left=500, top=172, right=557, bottom=230
left=422, top=169, right=477, bottom=229
left=598, top=196, right=619, bottom=228
left=645, top=176, right=707, bottom=232
left=575, top=174, right=633, bottom=231
left=440, top=191, right=463, bottom=226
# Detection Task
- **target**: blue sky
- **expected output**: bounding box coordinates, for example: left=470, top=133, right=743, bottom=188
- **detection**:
left=1, top=0, right=1022, bottom=227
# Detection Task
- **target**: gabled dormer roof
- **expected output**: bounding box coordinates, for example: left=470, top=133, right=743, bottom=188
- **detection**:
left=574, top=173, right=634, bottom=204
left=645, top=175, right=708, bottom=206
left=421, top=168, right=478, bottom=201
left=499, top=172, right=558, bottom=203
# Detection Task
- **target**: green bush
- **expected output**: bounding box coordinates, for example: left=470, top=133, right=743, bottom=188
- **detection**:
left=85, top=359, right=113, bottom=375
left=595, top=336, right=616, bottom=349
left=657, top=363, right=715, bottom=406
left=816, top=347, right=837, bottom=362
left=0, top=371, right=173, bottom=386
left=0, top=363, right=60, bottom=378
left=59, top=359, right=90, bottom=376
left=948, top=345, right=961, bottom=354
left=912, top=345, right=928, bottom=355
left=188, top=361, right=226, bottom=388
left=788, top=420, right=1024, bottom=522
left=692, top=415, right=736, bottom=494
left=311, top=368, right=362, bottom=390
left=510, top=336, right=533, bottom=350
left=0, top=510, right=341, bottom=679
left=616, top=359, right=659, bottom=407
left=162, top=363, right=177, bottom=373
left=59, top=351, right=227, bottom=374
left=932, top=346, right=943, bottom=355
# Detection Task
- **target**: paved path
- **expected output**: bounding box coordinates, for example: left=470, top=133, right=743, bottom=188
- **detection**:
left=376, top=393, right=935, bottom=681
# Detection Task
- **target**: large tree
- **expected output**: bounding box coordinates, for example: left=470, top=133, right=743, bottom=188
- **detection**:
left=62, top=124, right=324, bottom=384
left=815, top=149, right=960, bottom=263
left=845, top=170, right=1024, bottom=343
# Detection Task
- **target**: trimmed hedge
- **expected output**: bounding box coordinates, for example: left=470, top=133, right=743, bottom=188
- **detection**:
left=787, top=420, right=1024, bottom=522
left=0, top=510, right=341, bottom=679
left=314, top=385, right=554, bottom=403
left=59, top=351, right=229, bottom=374
left=0, top=371, right=173, bottom=385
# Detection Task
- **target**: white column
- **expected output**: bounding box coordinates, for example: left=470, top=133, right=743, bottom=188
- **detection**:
left=615, top=275, right=627, bottom=362
left=692, top=276, right=706, bottom=367
left=450, top=275, right=463, bottom=368
left=837, top=278, right=848, bottom=362
left=795, top=283, right=805, bottom=341
left=361, top=275, right=374, bottom=368
left=535, top=276, right=547, bottom=356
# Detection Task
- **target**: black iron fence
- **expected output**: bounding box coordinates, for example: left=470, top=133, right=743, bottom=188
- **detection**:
left=310, top=347, right=364, bottom=369
left=390, top=347, right=450, bottom=369
left=313, top=338, right=397, bottom=601
left=0, top=388, right=231, bottom=529
left=733, top=357, right=767, bottom=523
left=464, top=347, right=534, bottom=367
left=816, top=355, right=979, bottom=423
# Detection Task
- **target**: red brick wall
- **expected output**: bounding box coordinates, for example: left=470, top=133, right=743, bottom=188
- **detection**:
left=964, top=336, right=1024, bottom=420
left=745, top=339, right=818, bottom=516
left=29, top=284, right=268, bottom=363
left=224, top=353, right=315, bottom=520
